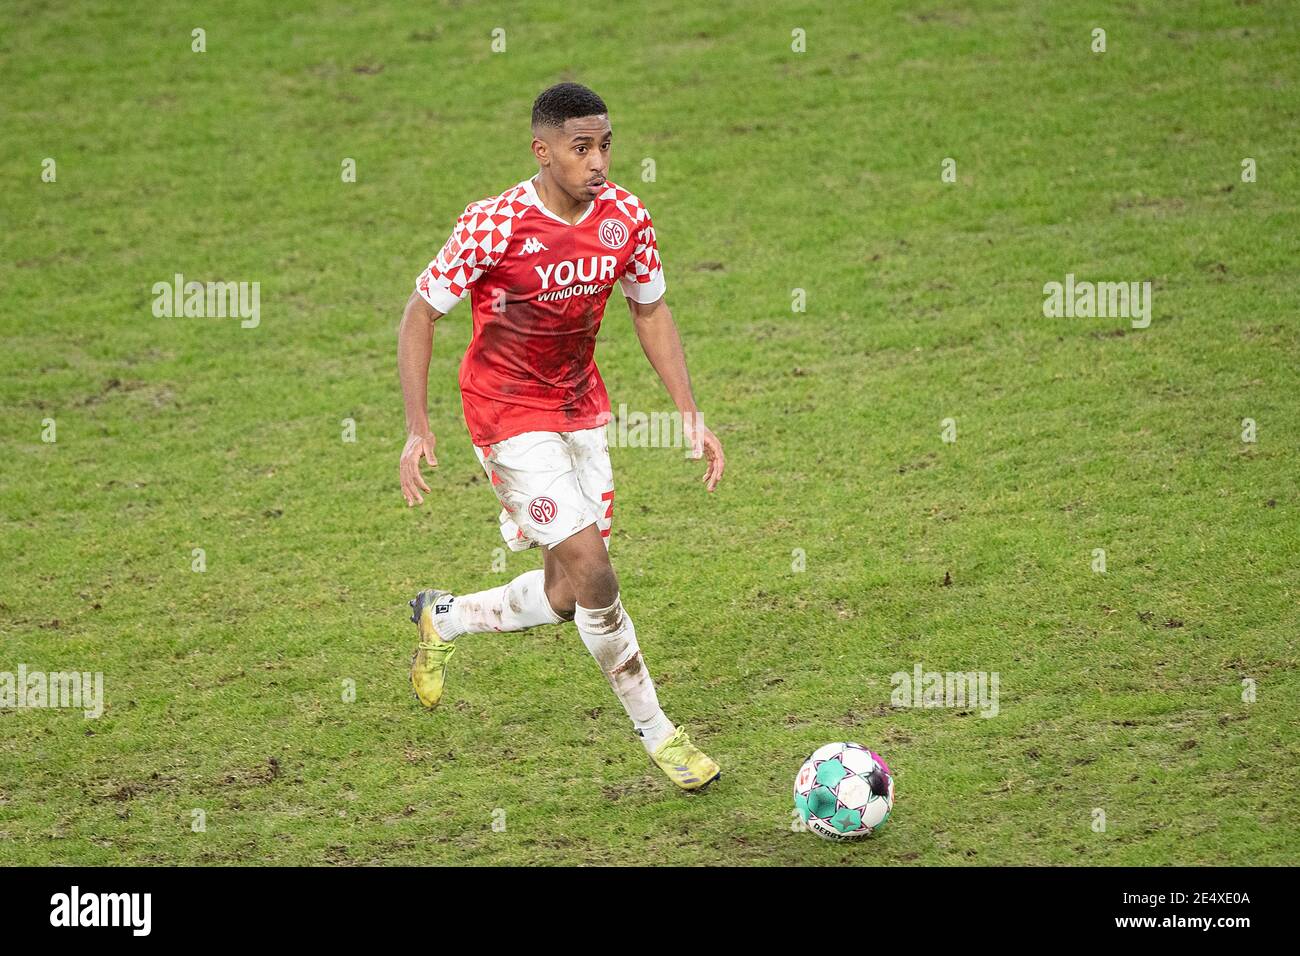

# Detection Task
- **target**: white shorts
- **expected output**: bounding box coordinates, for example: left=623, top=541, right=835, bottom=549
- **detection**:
left=472, top=427, right=615, bottom=552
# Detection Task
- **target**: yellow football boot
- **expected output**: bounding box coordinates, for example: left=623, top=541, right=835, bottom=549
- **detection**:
left=408, top=589, right=458, bottom=709
left=650, top=727, right=721, bottom=792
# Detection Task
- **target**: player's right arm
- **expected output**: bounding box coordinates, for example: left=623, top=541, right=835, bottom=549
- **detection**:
left=398, top=198, right=499, bottom=506
left=398, top=291, right=444, bottom=506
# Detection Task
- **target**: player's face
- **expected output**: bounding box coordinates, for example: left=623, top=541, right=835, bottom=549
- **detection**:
left=538, top=115, right=612, bottom=202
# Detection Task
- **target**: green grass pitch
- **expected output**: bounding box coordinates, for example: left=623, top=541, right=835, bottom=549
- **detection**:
left=1, top=0, right=1297, bottom=865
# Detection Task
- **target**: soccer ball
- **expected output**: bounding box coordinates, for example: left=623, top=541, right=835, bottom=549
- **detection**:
left=793, top=742, right=894, bottom=841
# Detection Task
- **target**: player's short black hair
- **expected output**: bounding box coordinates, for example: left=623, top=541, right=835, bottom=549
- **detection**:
left=531, top=82, right=608, bottom=130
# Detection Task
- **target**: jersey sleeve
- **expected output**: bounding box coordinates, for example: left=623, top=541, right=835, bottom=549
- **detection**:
left=414, top=202, right=500, bottom=314
left=618, top=209, right=667, bottom=304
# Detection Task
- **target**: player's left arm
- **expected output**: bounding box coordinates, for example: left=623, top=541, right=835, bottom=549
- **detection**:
left=625, top=293, right=725, bottom=492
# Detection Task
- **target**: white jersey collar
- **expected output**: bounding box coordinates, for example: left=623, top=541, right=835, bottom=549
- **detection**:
left=522, top=175, right=596, bottom=226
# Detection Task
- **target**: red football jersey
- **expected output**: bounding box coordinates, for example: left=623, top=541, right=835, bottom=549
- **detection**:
left=415, top=176, right=666, bottom=446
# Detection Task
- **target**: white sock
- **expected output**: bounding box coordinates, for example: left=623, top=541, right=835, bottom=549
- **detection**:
left=573, top=595, right=676, bottom=753
left=438, top=569, right=562, bottom=640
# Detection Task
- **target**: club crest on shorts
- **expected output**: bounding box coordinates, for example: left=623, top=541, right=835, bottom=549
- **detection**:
left=528, top=496, right=558, bottom=525
left=598, top=218, right=628, bottom=250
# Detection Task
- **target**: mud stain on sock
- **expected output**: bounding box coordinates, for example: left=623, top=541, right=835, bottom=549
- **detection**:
left=610, top=650, right=642, bottom=677
left=594, top=602, right=624, bottom=634
left=460, top=599, right=504, bottom=632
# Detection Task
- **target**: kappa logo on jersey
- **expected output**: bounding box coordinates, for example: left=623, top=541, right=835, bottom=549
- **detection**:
left=519, top=236, right=548, bottom=255
left=528, top=496, right=558, bottom=525
left=598, top=218, right=629, bottom=250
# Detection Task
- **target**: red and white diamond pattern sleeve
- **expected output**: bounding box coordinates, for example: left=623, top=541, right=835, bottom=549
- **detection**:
left=618, top=206, right=667, bottom=305
left=414, top=199, right=511, bottom=314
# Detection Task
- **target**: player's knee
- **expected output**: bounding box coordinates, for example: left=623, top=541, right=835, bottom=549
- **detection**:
left=571, top=561, right=618, bottom=609
left=592, top=569, right=620, bottom=608
left=550, top=524, right=618, bottom=606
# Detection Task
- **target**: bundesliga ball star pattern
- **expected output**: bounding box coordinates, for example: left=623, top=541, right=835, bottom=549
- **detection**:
left=414, top=176, right=666, bottom=448
left=793, top=742, right=894, bottom=841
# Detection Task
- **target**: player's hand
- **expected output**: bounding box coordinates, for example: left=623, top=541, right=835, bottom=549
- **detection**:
left=683, top=413, right=725, bottom=493
left=400, top=431, right=438, bottom=506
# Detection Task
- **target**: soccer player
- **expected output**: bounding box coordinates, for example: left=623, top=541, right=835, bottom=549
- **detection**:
left=396, top=83, right=726, bottom=791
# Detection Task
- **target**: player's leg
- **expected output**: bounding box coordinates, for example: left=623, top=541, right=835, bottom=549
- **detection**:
left=546, top=524, right=655, bottom=736
left=410, top=572, right=564, bottom=708
left=413, top=433, right=572, bottom=641
left=415, top=567, right=563, bottom=640
left=541, top=545, right=576, bottom=621
left=410, top=557, right=567, bottom=707
left=548, top=519, right=720, bottom=791
left=539, top=424, right=610, bottom=621
left=408, top=433, right=573, bottom=709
